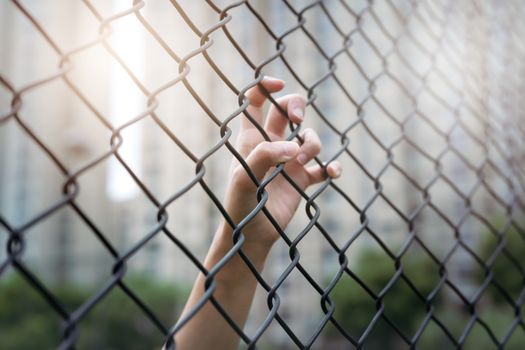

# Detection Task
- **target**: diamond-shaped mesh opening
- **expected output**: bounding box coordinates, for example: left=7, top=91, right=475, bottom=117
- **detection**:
left=476, top=284, right=521, bottom=342
left=329, top=267, right=379, bottom=341
left=0, top=271, right=69, bottom=349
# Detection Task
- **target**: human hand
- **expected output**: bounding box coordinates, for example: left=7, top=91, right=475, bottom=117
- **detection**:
left=173, top=77, right=342, bottom=350
left=221, top=77, right=342, bottom=249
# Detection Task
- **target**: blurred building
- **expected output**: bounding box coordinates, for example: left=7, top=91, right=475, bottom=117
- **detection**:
left=0, top=0, right=515, bottom=349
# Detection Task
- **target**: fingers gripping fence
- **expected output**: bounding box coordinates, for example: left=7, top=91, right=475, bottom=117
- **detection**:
left=1, top=0, right=525, bottom=349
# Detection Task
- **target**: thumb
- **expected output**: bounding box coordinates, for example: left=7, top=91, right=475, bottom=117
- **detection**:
left=233, top=141, right=299, bottom=188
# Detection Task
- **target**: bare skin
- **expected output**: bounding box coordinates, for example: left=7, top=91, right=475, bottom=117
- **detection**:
left=171, top=77, right=342, bottom=350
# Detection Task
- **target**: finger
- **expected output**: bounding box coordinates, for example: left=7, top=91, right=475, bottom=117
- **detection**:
left=295, top=128, right=322, bottom=166
left=265, top=94, right=306, bottom=138
left=233, top=141, right=300, bottom=188
left=306, top=161, right=342, bottom=185
left=242, top=76, right=285, bottom=131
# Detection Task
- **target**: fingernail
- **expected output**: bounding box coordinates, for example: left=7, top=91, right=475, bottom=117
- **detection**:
left=296, top=153, right=308, bottom=165
left=331, top=162, right=342, bottom=178
left=263, top=76, right=285, bottom=85
left=292, top=108, right=304, bottom=121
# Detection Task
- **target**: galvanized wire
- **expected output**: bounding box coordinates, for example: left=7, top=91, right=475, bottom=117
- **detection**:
left=1, top=0, right=525, bottom=349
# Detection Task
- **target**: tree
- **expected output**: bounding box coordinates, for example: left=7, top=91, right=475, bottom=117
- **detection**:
left=327, top=247, right=439, bottom=349
left=0, top=274, right=189, bottom=349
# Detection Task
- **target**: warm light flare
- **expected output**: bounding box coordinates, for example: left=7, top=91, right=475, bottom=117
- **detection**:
left=106, top=0, right=144, bottom=202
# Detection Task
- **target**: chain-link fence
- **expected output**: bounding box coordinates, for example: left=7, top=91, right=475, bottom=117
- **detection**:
left=1, top=0, right=525, bottom=349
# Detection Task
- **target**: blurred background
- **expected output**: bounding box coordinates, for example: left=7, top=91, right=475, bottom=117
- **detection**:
left=1, top=0, right=525, bottom=349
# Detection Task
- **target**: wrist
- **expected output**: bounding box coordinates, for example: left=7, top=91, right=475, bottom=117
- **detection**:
left=204, top=222, right=275, bottom=282
left=216, top=221, right=275, bottom=258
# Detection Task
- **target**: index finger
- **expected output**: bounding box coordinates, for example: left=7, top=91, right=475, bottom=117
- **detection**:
left=241, top=76, right=285, bottom=131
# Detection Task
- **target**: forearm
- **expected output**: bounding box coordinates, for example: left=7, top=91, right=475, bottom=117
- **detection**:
left=174, top=223, right=273, bottom=350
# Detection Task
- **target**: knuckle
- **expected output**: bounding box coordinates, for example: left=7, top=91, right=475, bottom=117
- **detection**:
left=231, top=165, right=252, bottom=188
left=290, top=93, right=306, bottom=102
left=303, top=128, right=321, bottom=154
left=254, top=141, right=272, bottom=159
left=305, top=127, right=321, bottom=143
left=231, top=165, right=245, bottom=181
left=245, top=86, right=265, bottom=108
left=244, top=89, right=255, bottom=103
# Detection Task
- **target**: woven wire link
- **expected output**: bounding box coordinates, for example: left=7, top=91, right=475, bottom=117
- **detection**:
left=1, top=0, right=525, bottom=349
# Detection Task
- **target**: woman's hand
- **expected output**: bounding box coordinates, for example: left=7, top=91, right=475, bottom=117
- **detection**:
left=222, top=76, right=342, bottom=247
left=173, top=77, right=342, bottom=350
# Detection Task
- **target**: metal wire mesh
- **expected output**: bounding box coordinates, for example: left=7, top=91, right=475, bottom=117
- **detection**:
left=1, top=0, right=525, bottom=349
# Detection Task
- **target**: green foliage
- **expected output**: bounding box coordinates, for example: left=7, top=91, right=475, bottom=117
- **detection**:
left=0, top=274, right=189, bottom=350
left=326, top=219, right=525, bottom=349
left=327, top=248, right=439, bottom=348
left=477, top=220, right=525, bottom=305
left=415, top=305, right=525, bottom=350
